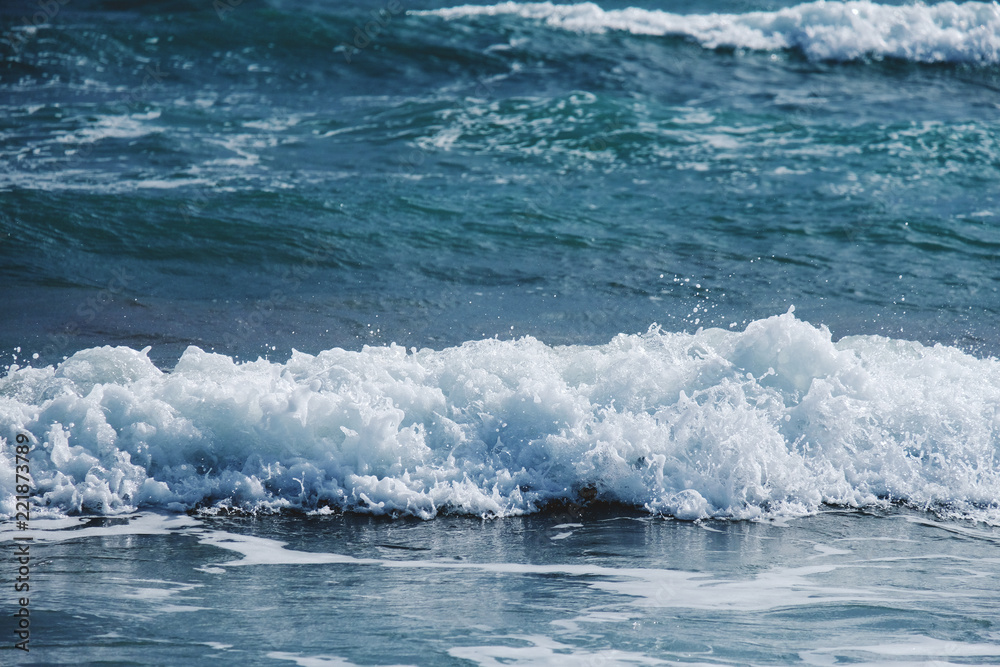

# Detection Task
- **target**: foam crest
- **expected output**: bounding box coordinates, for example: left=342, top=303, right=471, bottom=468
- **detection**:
left=2, top=309, right=999, bottom=521
left=418, top=1, right=1000, bottom=63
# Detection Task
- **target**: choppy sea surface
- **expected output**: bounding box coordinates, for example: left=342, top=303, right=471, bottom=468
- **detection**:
left=2, top=0, right=1000, bottom=664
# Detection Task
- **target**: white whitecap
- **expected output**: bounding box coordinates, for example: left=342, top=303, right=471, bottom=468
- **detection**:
left=416, top=1, right=1000, bottom=63
left=2, top=309, right=999, bottom=522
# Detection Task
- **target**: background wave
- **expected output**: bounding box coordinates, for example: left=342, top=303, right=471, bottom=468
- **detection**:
left=419, top=1, right=1000, bottom=63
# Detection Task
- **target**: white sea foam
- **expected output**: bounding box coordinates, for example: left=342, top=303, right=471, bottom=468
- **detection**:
left=2, top=309, right=999, bottom=521
left=448, top=637, right=672, bottom=665
left=191, top=522, right=965, bottom=616
left=417, top=1, right=1000, bottom=63
left=55, top=111, right=163, bottom=144
left=801, top=636, right=1000, bottom=663
left=267, top=652, right=414, bottom=667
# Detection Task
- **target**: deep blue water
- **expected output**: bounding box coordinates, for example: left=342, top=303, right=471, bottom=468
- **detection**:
left=2, top=0, right=999, bottom=365
left=2, top=0, right=1000, bottom=663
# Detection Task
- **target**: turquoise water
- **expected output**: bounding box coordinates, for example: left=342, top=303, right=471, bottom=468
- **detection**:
left=3, top=0, right=1000, bottom=663
left=5, top=509, right=1000, bottom=665
left=2, top=0, right=999, bottom=363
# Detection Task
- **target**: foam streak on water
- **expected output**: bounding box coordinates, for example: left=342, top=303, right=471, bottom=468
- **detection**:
left=2, top=309, right=999, bottom=522
left=419, top=1, right=1000, bottom=63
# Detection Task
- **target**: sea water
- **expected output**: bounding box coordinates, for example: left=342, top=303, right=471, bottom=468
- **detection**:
left=2, top=0, right=1000, bottom=664
left=4, top=510, right=1000, bottom=665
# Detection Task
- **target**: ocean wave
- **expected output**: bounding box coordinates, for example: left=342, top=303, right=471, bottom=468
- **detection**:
left=2, top=308, right=999, bottom=522
left=416, top=1, right=1000, bottom=63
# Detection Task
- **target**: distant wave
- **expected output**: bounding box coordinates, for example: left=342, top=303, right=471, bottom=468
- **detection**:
left=3, top=309, right=999, bottom=522
left=416, top=1, right=1000, bottom=63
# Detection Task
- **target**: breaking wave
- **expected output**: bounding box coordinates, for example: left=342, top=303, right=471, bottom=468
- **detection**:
left=2, top=309, right=999, bottom=522
left=417, top=1, right=1000, bottom=63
